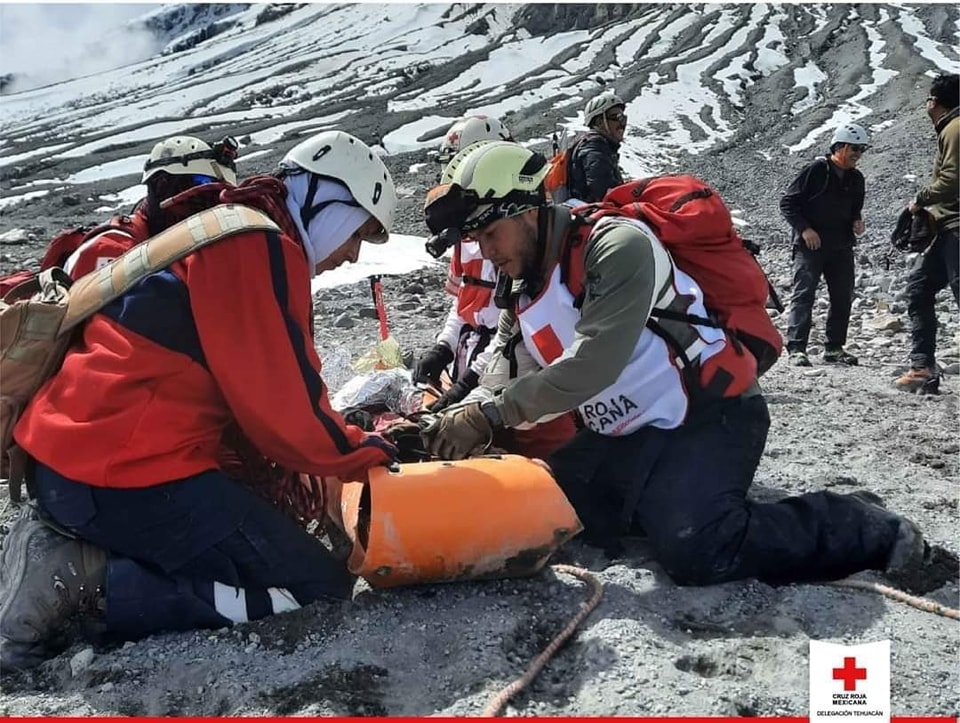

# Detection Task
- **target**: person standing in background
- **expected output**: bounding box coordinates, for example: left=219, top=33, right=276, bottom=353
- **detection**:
left=780, top=123, right=869, bottom=367
left=894, top=74, right=959, bottom=394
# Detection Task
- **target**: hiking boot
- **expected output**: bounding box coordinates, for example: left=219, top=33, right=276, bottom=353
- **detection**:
left=893, top=367, right=940, bottom=394
left=0, top=516, right=106, bottom=672
left=790, top=351, right=812, bottom=367
left=846, top=491, right=959, bottom=594
left=823, top=348, right=858, bottom=366
left=882, top=517, right=958, bottom=594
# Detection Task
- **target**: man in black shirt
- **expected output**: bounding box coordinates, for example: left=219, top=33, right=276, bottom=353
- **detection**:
left=780, top=123, right=868, bottom=367
left=568, top=91, right=627, bottom=203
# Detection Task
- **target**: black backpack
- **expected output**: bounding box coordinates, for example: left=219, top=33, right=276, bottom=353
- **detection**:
left=891, top=208, right=937, bottom=253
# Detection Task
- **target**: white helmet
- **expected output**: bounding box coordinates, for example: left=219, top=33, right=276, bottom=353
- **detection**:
left=830, top=123, right=869, bottom=148
left=583, top=91, right=626, bottom=128
left=142, top=135, right=237, bottom=185
left=280, top=130, right=396, bottom=241
left=437, top=115, right=512, bottom=165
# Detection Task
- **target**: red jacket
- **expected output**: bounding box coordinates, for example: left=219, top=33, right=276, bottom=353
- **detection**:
left=15, top=222, right=393, bottom=488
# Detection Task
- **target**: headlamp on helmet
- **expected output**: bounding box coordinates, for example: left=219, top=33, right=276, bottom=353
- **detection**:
left=424, top=227, right=461, bottom=259
left=211, top=136, right=240, bottom=168
left=423, top=182, right=543, bottom=245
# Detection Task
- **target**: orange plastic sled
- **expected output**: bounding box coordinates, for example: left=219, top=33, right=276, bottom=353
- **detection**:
left=323, top=455, right=582, bottom=588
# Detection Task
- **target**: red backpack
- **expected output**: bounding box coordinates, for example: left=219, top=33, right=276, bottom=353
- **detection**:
left=566, top=175, right=783, bottom=376
left=0, top=217, right=143, bottom=298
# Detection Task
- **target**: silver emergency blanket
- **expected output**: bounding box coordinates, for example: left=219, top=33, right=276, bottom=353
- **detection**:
left=330, top=367, right=425, bottom=416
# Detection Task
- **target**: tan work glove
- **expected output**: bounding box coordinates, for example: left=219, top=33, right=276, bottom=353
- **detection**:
left=423, top=403, right=493, bottom=460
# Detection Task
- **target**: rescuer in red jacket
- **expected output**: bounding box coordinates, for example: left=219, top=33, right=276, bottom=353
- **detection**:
left=1, top=131, right=399, bottom=671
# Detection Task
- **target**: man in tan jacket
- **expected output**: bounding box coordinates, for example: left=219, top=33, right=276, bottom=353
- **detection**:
left=895, top=73, right=959, bottom=393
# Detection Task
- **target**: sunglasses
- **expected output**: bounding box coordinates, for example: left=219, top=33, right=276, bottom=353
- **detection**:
left=848, top=144, right=868, bottom=153
left=605, top=112, right=628, bottom=124
left=191, top=174, right=218, bottom=185
left=926, top=96, right=938, bottom=103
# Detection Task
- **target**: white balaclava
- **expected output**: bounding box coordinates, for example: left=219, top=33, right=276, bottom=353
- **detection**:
left=284, top=173, right=371, bottom=275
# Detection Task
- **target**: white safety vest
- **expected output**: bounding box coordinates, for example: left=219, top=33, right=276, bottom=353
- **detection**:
left=516, top=218, right=728, bottom=435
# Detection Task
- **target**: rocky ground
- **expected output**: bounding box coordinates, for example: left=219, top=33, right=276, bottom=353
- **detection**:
left=1, top=4, right=959, bottom=717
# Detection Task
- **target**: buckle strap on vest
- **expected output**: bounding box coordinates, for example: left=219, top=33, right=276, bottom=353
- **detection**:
left=460, top=275, right=496, bottom=289
left=6, top=446, right=29, bottom=503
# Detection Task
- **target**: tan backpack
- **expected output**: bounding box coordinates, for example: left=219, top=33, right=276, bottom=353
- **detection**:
left=0, top=204, right=279, bottom=500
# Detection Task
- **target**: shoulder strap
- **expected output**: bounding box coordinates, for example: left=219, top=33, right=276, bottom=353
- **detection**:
left=559, top=214, right=597, bottom=307
left=807, top=156, right=831, bottom=202
left=60, top=204, right=278, bottom=334
left=565, top=135, right=588, bottom=192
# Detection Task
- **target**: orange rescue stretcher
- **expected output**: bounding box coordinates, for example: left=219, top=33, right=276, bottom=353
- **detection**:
left=322, top=455, right=583, bottom=588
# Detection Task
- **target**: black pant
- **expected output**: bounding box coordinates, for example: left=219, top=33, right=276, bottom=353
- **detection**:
left=33, top=465, right=353, bottom=639
left=786, top=244, right=855, bottom=353
left=547, top=395, right=899, bottom=586
left=906, top=229, right=960, bottom=369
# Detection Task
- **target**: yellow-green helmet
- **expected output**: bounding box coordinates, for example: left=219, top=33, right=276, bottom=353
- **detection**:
left=426, top=141, right=548, bottom=234
left=438, top=139, right=493, bottom=184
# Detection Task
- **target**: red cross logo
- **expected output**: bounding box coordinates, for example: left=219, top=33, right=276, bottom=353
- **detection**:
left=833, top=656, right=867, bottom=691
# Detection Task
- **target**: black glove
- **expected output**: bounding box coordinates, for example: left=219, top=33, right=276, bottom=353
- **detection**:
left=428, top=370, right=480, bottom=412
left=413, top=343, right=454, bottom=386
left=381, top=419, right=431, bottom=462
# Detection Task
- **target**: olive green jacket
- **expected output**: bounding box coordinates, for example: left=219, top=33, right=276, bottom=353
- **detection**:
left=916, top=107, right=959, bottom=233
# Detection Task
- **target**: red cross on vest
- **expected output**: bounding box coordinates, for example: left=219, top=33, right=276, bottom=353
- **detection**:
left=833, top=656, right=867, bottom=691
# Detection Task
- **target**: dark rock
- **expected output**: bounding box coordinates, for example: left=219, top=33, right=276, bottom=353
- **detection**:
left=333, top=313, right=355, bottom=329
left=517, top=3, right=649, bottom=34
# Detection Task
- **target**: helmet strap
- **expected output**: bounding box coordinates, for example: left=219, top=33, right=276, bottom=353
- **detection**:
left=143, top=148, right=220, bottom=173
left=301, top=173, right=321, bottom=228
left=300, top=173, right=360, bottom=227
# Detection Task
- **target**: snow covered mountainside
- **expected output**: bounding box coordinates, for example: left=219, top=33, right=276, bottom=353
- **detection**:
left=0, top=3, right=959, bottom=718
left=1, top=2, right=958, bottom=221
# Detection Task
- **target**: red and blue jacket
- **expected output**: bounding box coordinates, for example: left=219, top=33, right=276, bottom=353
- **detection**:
left=15, top=224, right=394, bottom=488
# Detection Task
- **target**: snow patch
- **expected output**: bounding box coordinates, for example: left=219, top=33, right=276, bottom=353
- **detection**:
left=791, top=61, right=828, bottom=115
left=66, top=156, right=148, bottom=185
left=896, top=6, right=960, bottom=74
left=310, top=234, right=440, bottom=292
left=0, top=189, right=52, bottom=209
